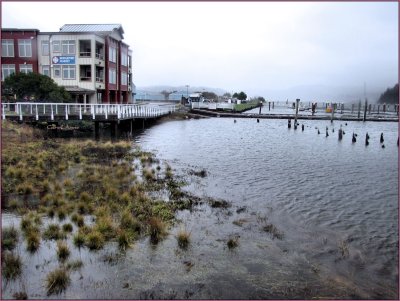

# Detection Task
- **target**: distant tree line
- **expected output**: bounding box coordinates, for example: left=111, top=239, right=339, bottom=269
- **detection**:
left=378, top=83, right=399, bottom=104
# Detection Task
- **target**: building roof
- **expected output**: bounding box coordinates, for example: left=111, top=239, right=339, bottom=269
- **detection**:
left=60, top=24, right=124, bottom=34
left=2, top=28, right=39, bottom=32
left=64, top=86, right=95, bottom=94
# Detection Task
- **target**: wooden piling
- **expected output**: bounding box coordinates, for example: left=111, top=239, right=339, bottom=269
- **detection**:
left=294, top=99, right=300, bottom=125
left=377, top=105, right=380, bottom=114
left=368, top=104, right=371, bottom=114
left=268, top=102, right=271, bottom=111
left=357, top=100, right=361, bottom=119
left=272, top=102, right=274, bottom=109
left=351, top=104, right=354, bottom=114
left=338, top=128, right=343, bottom=140
left=331, top=102, right=334, bottom=123
left=363, top=99, right=367, bottom=122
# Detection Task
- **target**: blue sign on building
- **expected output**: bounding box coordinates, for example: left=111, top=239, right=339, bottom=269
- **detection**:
left=52, top=56, right=75, bottom=64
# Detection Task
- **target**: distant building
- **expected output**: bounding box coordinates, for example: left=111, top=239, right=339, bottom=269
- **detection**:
left=2, top=24, right=133, bottom=104
left=1, top=28, right=40, bottom=80
left=188, top=93, right=204, bottom=103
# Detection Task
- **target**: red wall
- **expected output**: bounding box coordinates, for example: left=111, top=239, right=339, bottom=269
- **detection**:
left=1, top=30, right=39, bottom=74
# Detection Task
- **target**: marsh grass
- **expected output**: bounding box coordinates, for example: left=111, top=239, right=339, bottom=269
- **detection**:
left=2, top=252, right=22, bottom=280
left=62, top=223, right=73, bottom=233
left=26, top=231, right=41, bottom=252
left=176, top=228, right=191, bottom=249
left=45, top=268, right=70, bottom=296
left=117, top=230, right=132, bottom=251
left=148, top=217, right=167, bottom=244
left=227, top=236, right=239, bottom=249
left=2, top=226, right=19, bottom=251
left=263, top=223, right=284, bottom=240
left=85, top=230, right=105, bottom=250
left=43, top=224, right=65, bottom=240
left=73, top=232, right=85, bottom=248
left=56, top=241, right=70, bottom=262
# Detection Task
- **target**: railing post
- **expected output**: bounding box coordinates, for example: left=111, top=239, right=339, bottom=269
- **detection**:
left=105, top=105, right=108, bottom=119
left=79, top=105, right=82, bottom=120
left=56, top=104, right=58, bottom=115
left=15, top=103, right=19, bottom=114
left=43, top=104, right=46, bottom=115
left=65, top=105, right=68, bottom=120
left=51, top=105, right=54, bottom=120
left=35, top=104, right=38, bottom=120
left=30, top=104, right=33, bottom=115
left=2, top=104, right=5, bottom=120
left=19, top=104, right=23, bottom=121
left=92, top=105, right=95, bottom=120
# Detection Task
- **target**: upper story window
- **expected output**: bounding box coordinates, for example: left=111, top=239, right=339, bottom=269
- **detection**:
left=109, top=68, right=116, bottom=84
left=42, top=65, right=50, bottom=77
left=2, top=40, right=14, bottom=57
left=62, top=65, right=75, bottom=79
left=42, top=40, right=49, bottom=56
left=1, top=64, right=16, bottom=80
left=109, top=46, right=116, bottom=63
left=121, top=72, right=127, bottom=85
left=19, top=64, right=33, bottom=74
left=61, top=40, right=75, bottom=55
left=121, top=52, right=128, bottom=66
left=52, top=40, right=61, bottom=52
left=53, top=65, right=61, bottom=78
left=18, top=39, right=32, bottom=57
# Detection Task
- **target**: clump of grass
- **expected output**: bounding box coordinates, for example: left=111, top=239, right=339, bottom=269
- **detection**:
left=62, top=223, right=73, bottom=233
left=20, top=216, right=32, bottom=232
left=95, top=215, right=115, bottom=239
left=43, top=224, right=65, bottom=240
left=176, top=228, right=191, bottom=249
left=47, top=208, right=55, bottom=219
left=2, top=226, right=19, bottom=251
left=148, top=217, right=167, bottom=244
left=120, top=210, right=141, bottom=233
left=85, top=231, right=105, bottom=250
left=2, top=252, right=22, bottom=280
left=65, top=260, right=83, bottom=271
left=263, top=223, right=284, bottom=240
left=143, top=169, right=155, bottom=181
left=56, top=241, right=70, bottom=262
left=15, top=182, right=33, bottom=195
left=227, top=236, right=239, bottom=249
left=339, top=240, right=349, bottom=258
left=73, top=232, right=85, bottom=248
left=117, top=230, right=132, bottom=251
left=57, top=208, right=67, bottom=221
left=79, top=191, right=91, bottom=203
left=26, top=231, right=41, bottom=252
left=45, top=268, right=70, bottom=296
left=7, top=199, right=19, bottom=210
left=13, top=291, right=28, bottom=299
left=71, top=213, right=85, bottom=227
left=165, top=165, right=173, bottom=179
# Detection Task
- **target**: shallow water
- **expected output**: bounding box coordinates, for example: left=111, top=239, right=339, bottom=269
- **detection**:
left=2, top=117, right=398, bottom=299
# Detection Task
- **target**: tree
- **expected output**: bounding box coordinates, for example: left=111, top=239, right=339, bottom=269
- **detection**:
left=233, top=91, right=247, bottom=101
left=378, top=84, right=399, bottom=104
left=201, top=91, right=218, bottom=101
left=2, top=72, right=71, bottom=102
left=223, top=92, right=232, bottom=98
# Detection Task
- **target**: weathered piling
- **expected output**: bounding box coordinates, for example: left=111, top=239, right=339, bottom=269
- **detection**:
left=378, top=105, right=380, bottom=114
left=351, top=104, right=354, bottom=114
left=368, top=104, right=371, bottom=114
left=338, top=128, right=343, bottom=140
left=357, top=100, right=361, bottom=119
left=301, top=124, right=304, bottom=131
left=363, top=99, right=368, bottom=122
left=294, top=99, right=300, bottom=125
left=341, top=103, right=344, bottom=114
left=288, top=119, right=291, bottom=129
left=383, top=103, right=386, bottom=113
left=365, top=133, right=369, bottom=146
left=268, top=102, right=271, bottom=111
left=331, top=102, right=335, bottom=123
left=380, top=133, right=384, bottom=143
left=272, top=102, right=275, bottom=109
left=352, top=133, right=356, bottom=143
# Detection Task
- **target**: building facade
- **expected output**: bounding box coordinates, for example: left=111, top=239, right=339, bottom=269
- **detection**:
left=1, top=24, right=133, bottom=104
left=1, top=28, right=39, bottom=82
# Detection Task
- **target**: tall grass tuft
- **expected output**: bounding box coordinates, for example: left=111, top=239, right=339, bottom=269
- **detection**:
left=176, top=228, right=191, bottom=249
left=56, top=241, right=70, bottom=262
left=2, top=226, right=19, bottom=251
left=45, top=268, right=70, bottom=296
left=148, top=217, right=167, bottom=244
left=85, top=231, right=105, bottom=250
left=2, top=252, right=22, bottom=280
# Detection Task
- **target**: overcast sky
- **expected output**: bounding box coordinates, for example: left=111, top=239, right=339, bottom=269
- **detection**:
left=2, top=1, right=398, bottom=100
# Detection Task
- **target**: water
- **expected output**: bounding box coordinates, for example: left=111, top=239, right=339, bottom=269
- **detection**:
left=135, top=117, right=398, bottom=298
left=2, top=117, right=398, bottom=299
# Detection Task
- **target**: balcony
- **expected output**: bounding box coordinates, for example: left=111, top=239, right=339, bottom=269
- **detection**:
left=79, top=65, right=92, bottom=82
left=95, top=53, right=104, bottom=60
left=79, top=40, right=92, bottom=58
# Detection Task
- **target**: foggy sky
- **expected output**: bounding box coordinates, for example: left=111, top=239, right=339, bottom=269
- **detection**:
left=2, top=1, right=398, bottom=101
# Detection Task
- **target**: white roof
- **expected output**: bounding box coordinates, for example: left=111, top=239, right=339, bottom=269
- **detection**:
left=60, top=24, right=124, bottom=34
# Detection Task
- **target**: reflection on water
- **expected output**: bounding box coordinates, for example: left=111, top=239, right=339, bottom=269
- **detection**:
left=2, top=118, right=398, bottom=299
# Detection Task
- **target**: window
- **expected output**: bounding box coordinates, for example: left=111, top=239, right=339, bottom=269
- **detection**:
left=53, top=66, right=61, bottom=78
left=121, top=72, right=127, bottom=86
left=109, top=68, right=116, bottom=84
left=109, top=46, right=116, bottom=63
left=52, top=40, right=61, bottom=52
left=19, top=64, right=33, bottom=74
left=42, top=65, right=50, bottom=77
left=62, top=65, right=75, bottom=79
left=62, top=40, right=75, bottom=55
left=97, top=92, right=102, bottom=103
left=2, top=40, right=14, bottom=57
left=18, top=39, right=32, bottom=57
left=1, top=64, right=15, bottom=80
left=121, top=52, right=128, bottom=66
left=42, top=40, right=49, bottom=56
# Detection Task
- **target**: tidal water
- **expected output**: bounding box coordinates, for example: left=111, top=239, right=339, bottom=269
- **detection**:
left=2, top=117, right=398, bottom=299
left=135, top=117, right=398, bottom=298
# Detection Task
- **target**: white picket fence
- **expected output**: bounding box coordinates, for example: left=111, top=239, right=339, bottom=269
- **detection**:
left=1, top=102, right=178, bottom=121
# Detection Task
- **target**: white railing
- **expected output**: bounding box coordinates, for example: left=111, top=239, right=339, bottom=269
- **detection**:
left=191, top=102, right=234, bottom=110
left=1, top=102, right=177, bottom=121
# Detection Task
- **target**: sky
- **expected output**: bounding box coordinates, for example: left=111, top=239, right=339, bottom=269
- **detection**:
left=2, top=1, right=398, bottom=101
